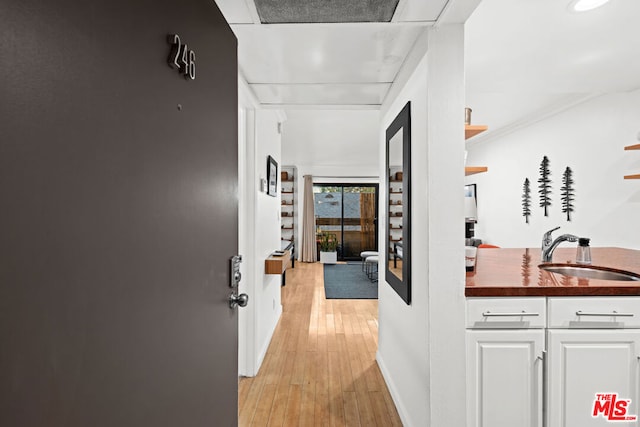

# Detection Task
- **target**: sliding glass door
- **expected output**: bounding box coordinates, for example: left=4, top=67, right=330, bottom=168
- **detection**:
left=313, top=184, right=378, bottom=260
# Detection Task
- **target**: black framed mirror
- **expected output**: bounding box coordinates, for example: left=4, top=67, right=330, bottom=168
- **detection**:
left=385, top=101, right=411, bottom=304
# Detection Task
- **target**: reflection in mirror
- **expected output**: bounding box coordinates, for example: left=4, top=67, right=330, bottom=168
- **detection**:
left=388, top=128, right=403, bottom=281
left=385, top=101, right=411, bottom=305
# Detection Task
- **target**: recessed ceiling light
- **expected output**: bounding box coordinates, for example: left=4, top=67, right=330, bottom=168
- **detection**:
left=568, top=0, right=611, bottom=12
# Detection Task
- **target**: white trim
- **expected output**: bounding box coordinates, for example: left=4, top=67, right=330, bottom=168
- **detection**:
left=465, top=93, right=600, bottom=147
left=239, top=73, right=260, bottom=108
left=237, top=106, right=258, bottom=377
left=230, top=21, right=432, bottom=29
left=256, top=304, right=282, bottom=369
left=435, top=0, right=482, bottom=25
left=242, top=0, right=261, bottom=24
left=380, top=28, right=429, bottom=117
left=275, top=109, right=287, bottom=123
left=260, top=103, right=381, bottom=111
left=376, top=351, right=411, bottom=427
left=391, top=0, right=410, bottom=23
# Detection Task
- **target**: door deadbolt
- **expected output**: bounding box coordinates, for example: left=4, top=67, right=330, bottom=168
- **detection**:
left=230, top=255, right=242, bottom=288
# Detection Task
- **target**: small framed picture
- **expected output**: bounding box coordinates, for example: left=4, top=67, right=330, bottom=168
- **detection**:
left=267, top=155, right=278, bottom=197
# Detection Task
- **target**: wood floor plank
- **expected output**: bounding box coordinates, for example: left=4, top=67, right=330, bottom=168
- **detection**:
left=239, top=376, right=265, bottom=426
left=299, top=383, right=316, bottom=426
left=313, top=382, right=330, bottom=427
left=290, top=350, right=307, bottom=385
left=342, top=392, right=360, bottom=427
left=239, top=377, right=254, bottom=408
left=303, top=351, right=318, bottom=387
left=267, top=382, right=291, bottom=427
left=327, top=351, right=346, bottom=426
left=278, top=351, right=297, bottom=386
left=282, top=384, right=303, bottom=427
left=335, top=334, right=355, bottom=393
left=251, top=384, right=277, bottom=427
left=369, top=391, right=393, bottom=427
left=355, top=390, right=376, bottom=427
left=238, top=262, right=401, bottom=427
left=325, top=314, right=337, bottom=351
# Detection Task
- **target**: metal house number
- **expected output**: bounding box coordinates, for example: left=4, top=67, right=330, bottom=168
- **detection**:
left=167, top=34, right=195, bottom=80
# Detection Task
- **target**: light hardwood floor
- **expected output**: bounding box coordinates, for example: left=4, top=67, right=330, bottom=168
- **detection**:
left=238, top=262, right=402, bottom=426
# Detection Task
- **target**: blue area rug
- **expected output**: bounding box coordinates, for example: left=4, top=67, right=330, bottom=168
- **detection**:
left=323, top=263, right=378, bottom=299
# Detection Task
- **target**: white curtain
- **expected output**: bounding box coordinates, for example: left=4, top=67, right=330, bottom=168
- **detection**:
left=301, top=175, right=317, bottom=262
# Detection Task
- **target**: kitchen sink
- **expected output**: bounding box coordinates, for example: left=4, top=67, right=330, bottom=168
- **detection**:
left=539, top=264, right=640, bottom=281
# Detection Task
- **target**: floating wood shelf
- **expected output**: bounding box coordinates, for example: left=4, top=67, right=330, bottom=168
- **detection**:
left=465, top=125, right=488, bottom=140
left=265, top=250, right=291, bottom=275
left=281, top=191, right=293, bottom=194
left=465, top=125, right=488, bottom=175
left=465, top=166, right=489, bottom=176
left=624, top=145, right=640, bottom=179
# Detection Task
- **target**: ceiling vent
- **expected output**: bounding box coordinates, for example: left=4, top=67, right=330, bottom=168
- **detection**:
left=254, top=0, right=400, bottom=24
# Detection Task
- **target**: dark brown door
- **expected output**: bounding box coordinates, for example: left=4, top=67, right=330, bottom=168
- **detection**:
left=0, top=0, right=239, bottom=425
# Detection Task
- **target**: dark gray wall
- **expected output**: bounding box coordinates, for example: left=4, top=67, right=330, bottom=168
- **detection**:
left=0, top=0, right=239, bottom=425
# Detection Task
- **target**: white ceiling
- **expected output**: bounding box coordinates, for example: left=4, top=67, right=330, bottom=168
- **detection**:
left=215, top=0, right=448, bottom=107
left=465, top=0, right=640, bottom=142
left=214, top=0, right=640, bottom=139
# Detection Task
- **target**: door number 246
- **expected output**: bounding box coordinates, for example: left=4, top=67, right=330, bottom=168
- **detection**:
left=167, top=34, right=195, bottom=80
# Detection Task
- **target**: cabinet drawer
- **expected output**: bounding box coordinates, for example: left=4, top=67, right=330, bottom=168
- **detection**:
left=548, top=297, right=640, bottom=328
left=467, top=297, right=546, bottom=329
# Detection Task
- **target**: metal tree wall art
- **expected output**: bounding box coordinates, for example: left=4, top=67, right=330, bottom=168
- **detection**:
left=538, top=156, right=552, bottom=217
left=522, top=178, right=532, bottom=224
left=561, top=166, right=575, bottom=221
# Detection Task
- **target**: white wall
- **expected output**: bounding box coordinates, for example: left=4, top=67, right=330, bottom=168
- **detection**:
left=253, top=109, right=285, bottom=363
left=238, top=78, right=285, bottom=376
left=281, top=109, right=380, bottom=177
left=466, top=89, right=640, bottom=250
left=376, top=25, right=467, bottom=427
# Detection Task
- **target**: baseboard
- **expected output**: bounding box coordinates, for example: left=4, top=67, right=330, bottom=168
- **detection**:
left=256, top=304, right=283, bottom=371
left=376, top=350, right=412, bottom=427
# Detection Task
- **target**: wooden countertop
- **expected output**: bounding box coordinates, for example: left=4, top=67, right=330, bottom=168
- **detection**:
left=465, top=247, right=640, bottom=297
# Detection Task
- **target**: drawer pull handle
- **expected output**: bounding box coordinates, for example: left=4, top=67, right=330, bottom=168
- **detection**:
left=576, top=310, right=634, bottom=317
left=482, top=311, right=540, bottom=317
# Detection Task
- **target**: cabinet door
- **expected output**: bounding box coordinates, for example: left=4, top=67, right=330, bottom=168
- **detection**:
left=467, top=330, right=544, bottom=427
left=548, top=330, right=640, bottom=427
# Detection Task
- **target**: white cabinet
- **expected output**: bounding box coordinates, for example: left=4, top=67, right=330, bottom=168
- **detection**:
left=467, top=298, right=545, bottom=427
left=547, top=329, right=640, bottom=427
left=467, top=330, right=544, bottom=427
left=467, top=297, right=640, bottom=427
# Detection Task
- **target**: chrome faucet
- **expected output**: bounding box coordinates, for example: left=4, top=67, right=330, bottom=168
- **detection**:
left=541, top=226, right=579, bottom=262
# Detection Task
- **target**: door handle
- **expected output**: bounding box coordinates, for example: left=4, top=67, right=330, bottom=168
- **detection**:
left=538, top=350, right=547, bottom=427
left=229, top=292, right=249, bottom=309
left=576, top=310, right=634, bottom=317
left=482, top=311, right=540, bottom=317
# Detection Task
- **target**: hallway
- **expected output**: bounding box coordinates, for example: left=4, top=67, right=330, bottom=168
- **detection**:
left=239, top=262, right=402, bottom=426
